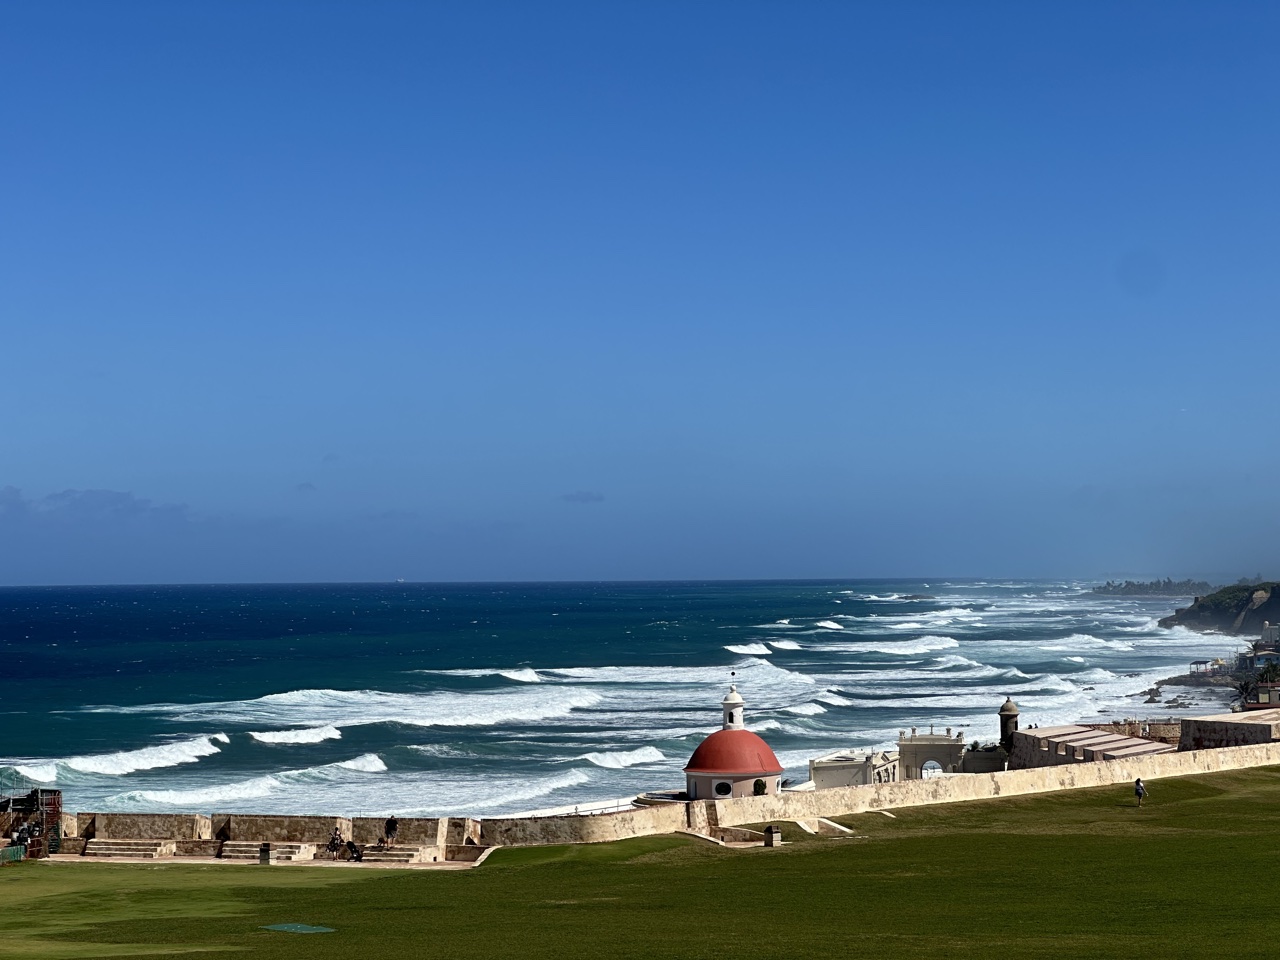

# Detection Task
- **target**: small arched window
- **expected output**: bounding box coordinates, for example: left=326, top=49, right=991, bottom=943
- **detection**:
left=753, top=778, right=767, bottom=796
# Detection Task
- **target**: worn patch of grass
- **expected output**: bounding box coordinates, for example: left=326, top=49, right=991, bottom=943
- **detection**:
left=5, top=767, right=1280, bottom=958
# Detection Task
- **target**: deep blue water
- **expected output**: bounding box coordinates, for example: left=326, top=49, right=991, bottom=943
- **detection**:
left=0, top=580, right=1241, bottom=816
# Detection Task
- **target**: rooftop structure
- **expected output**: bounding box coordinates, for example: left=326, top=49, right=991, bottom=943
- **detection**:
left=1008, top=725, right=1174, bottom=769
left=808, top=749, right=899, bottom=789
left=684, top=685, right=783, bottom=800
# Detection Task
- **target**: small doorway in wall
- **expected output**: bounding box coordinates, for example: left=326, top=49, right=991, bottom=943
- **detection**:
left=921, top=760, right=944, bottom=779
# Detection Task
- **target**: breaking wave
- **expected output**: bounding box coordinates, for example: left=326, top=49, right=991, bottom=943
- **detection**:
left=10, top=735, right=228, bottom=782
left=89, top=687, right=602, bottom=731
left=249, top=725, right=342, bottom=744
left=783, top=702, right=827, bottom=716
left=576, top=746, right=665, bottom=768
left=724, top=643, right=772, bottom=655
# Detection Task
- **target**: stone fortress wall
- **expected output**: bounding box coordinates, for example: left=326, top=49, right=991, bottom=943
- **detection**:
left=58, top=738, right=1280, bottom=851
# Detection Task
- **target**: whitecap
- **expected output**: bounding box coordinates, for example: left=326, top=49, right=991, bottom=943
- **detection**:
left=335, top=753, right=387, bottom=773
left=576, top=746, right=665, bottom=769
left=249, top=725, right=343, bottom=744
left=814, top=620, right=844, bottom=630
left=92, top=687, right=603, bottom=731
left=811, top=635, right=960, bottom=656
left=767, top=640, right=801, bottom=650
left=499, top=669, right=542, bottom=683
left=18, top=735, right=228, bottom=781
left=724, top=643, right=772, bottom=655
left=10, top=763, right=58, bottom=783
left=783, top=702, right=827, bottom=716
left=815, top=692, right=855, bottom=706
left=102, top=753, right=388, bottom=808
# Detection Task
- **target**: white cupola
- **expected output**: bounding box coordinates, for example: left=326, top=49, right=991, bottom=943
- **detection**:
left=722, top=684, right=745, bottom=730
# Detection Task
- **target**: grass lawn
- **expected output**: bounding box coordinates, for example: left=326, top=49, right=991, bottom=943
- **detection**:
left=5, top=766, right=1280, bottom=959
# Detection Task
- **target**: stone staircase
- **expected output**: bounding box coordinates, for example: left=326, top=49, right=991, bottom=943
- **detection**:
left=357, top=844, right=432, bottom=864
left=219, top=841, right=317, bottom=862
left=83, top=839, right=176, bottom=859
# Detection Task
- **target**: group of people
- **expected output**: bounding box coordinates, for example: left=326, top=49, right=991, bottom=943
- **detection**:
left=323, top=817, right=399, bottom=862
left=7, top=821, right=40, bottom=847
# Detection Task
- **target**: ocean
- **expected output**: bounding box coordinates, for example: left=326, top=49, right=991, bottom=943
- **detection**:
left=0, top=580, right=1242, bottom=818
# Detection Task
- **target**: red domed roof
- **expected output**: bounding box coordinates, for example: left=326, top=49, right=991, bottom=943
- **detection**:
left=684, top=729, right=783, bottom=776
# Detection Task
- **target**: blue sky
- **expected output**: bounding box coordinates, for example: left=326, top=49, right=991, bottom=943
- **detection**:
left=3, top=2, right=1278, bottom=584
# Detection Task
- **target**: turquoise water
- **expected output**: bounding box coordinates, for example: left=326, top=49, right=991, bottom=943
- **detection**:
left=0, top=580, right=1240, bottom=816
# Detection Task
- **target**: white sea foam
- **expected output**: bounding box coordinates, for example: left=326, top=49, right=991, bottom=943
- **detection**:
left=500, top=669, right=542, bottom=683
left=408, top=744, right=486, bottom=759
left=814, top=620, right=844, bottom=630
left=767, top=639, right=802, bottom=650
left=102, top=753, right=388, bottom=808
left=782, top=702, right=827, bottom=716
left=11, top=763, right=58, bottom=783
left=420, top=667, right=542, bottom=682
left=724, top=643, right=772, bottom=655
left=1039, top=633, right=1134, bottom=652
left=812, top=635, right=960, bottom=656
left=336, top=753, right=387, bottom=773
left=249, top=725, right=343, bottom=744
left=815, top=692, right=855, bottom=706
left=13, top=735, right=228, bottom=782
left=576, top=746, right=665, bottom=768
left=94, top=687, right=603, bottom=731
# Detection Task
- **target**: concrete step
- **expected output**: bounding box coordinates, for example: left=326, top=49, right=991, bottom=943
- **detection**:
left=219, top=841, right=317, bottom=861
left=358, top=846, right=426, bottom=863
left=84, top=839, right=175, bottom=858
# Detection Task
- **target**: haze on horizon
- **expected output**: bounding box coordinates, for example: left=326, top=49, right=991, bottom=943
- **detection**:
left=2, top=2, right=1277, bottom=586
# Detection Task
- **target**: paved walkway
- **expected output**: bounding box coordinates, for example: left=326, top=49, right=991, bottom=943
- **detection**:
left=42, top=853, right=483, bottom=870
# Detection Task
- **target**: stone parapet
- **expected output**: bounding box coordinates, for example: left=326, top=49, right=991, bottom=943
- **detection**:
left=211, top=814, right=351, bottom=843
left=351, top=816, right=446, bottom=846
left=77, top=813, right=211, bottom=840
left=479, top=803, right=685, bottom=846
left=710, top=739, right=1280, bottom=827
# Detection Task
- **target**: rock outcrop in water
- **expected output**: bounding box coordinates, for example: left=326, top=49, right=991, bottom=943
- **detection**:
left=1158, top=583, right=1280, bottom=635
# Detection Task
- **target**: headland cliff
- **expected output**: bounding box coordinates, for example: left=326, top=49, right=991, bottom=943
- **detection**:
left=1159, top=582, right=1280, bottom=635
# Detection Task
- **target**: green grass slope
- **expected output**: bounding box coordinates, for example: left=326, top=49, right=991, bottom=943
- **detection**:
left=5, top=766, right=1280, bottom=959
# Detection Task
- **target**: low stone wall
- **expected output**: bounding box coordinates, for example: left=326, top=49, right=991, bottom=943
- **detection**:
left=351, top=817, right=445, bottom=846
left=77, top=813, right=211, bottom=840
left=1180, top=714, right=1280, bottom=751
left=479, top=802, right=686, bottom=846
left=711, top=740, right=1280, bottom=827
left=175, top=840, right=222, bottom=857
left=212, top=814, right=351, bottom=843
